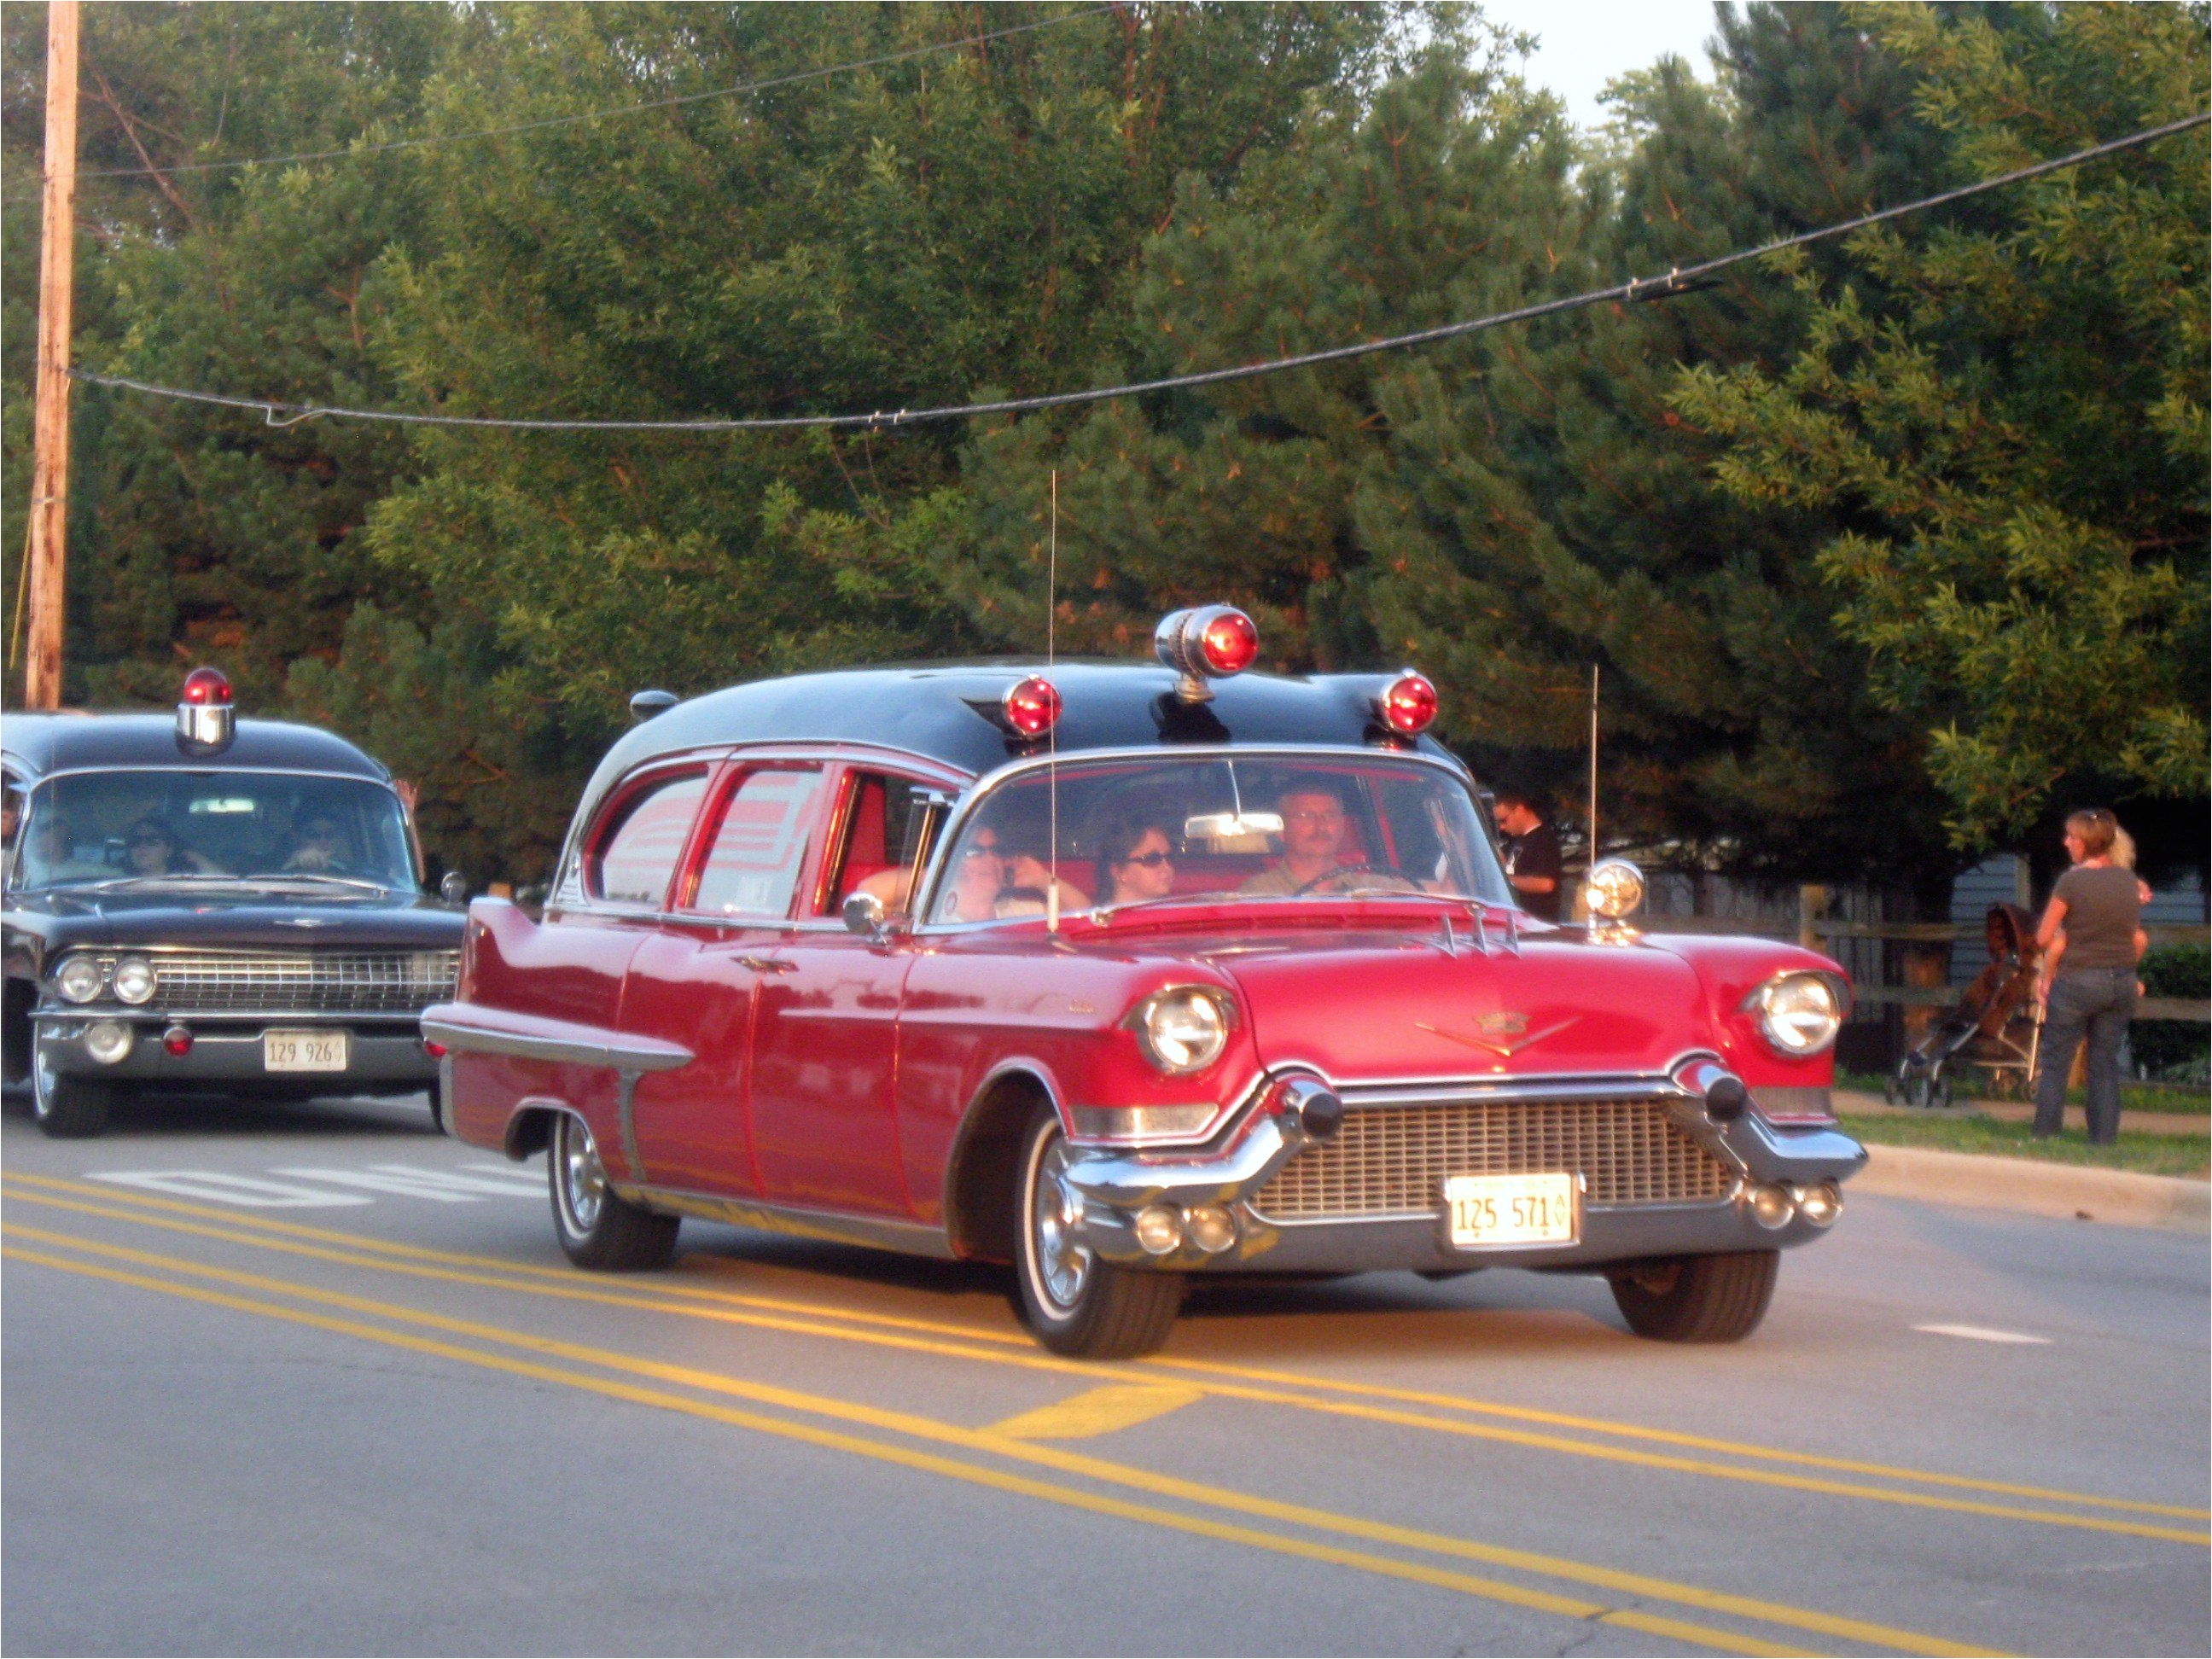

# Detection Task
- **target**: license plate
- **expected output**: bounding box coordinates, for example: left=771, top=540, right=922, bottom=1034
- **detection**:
left=263, top=1029, right=349, bottom=1073
left=1444, top=1172, right=1580, bottom=1249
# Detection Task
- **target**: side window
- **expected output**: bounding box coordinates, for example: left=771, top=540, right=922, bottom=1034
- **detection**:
left=823, top=771, right=932, bottom=916
left=687, top=767, right=827, bottom=919
left=588, top=771, right=709, bottom=907
left=1, top=771, right=21, bottom=880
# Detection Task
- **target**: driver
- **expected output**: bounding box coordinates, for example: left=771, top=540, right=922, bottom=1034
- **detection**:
left=125, top=816, right=225, bottom=876
left=283, top=812, right=349, bottom=873
left=1240, top=778, right=1357, bottom=895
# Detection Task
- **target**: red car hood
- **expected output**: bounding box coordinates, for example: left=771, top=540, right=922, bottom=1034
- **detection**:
left=1212, top=928, right=1707, bottom=1083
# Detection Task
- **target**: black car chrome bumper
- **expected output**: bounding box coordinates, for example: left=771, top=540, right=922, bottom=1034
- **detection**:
left=32, top=1010, right=438, bottom=1092
left=1061, top=1082, right=1866, bottom=1274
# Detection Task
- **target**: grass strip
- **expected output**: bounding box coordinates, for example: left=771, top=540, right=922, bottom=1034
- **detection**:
left=1837, top=1113, right=2210, bottom=1178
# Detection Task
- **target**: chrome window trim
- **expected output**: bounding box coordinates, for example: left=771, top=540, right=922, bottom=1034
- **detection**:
left=910, top=742, right=1499, bottom=934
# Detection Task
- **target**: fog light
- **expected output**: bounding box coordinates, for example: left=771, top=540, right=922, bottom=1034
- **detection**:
left=1185, top=1204, right=1237, bottom=1254
left=162, top=1025, right=193, bottom=1057
left=1796, top=1181, right=1841, bottom=1228
left=1748, top=1183, right=1794, bottom=1230
left=1133, top=1204, right=1184, bottom=1255
left=84, top=1020, right=134, bottom=1066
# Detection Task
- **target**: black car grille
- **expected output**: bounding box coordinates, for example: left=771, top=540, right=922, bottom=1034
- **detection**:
left=1249, top=1097, right=1733, bottom=1221
left=144, top=950, right=459, bottom=1016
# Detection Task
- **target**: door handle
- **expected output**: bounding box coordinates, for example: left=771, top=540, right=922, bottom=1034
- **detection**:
left=737, top=956, right=796, bottom=973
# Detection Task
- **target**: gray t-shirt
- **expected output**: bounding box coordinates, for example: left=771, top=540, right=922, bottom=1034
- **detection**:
left=2052, top=864, right=2141, bottom=972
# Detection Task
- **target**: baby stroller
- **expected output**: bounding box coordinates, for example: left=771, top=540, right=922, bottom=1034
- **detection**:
left=1886, top=904, right=2042, bottom=1109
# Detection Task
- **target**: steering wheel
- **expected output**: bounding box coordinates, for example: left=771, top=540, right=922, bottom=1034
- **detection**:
left=1293, top=864, right=1422, bottom=897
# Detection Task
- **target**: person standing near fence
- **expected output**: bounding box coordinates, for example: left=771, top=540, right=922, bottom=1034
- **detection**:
left=2033, top=808, right=2145, bottom=1144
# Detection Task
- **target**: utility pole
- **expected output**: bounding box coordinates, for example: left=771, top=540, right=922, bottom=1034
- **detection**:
left=22, top=0, right=79, bottom=709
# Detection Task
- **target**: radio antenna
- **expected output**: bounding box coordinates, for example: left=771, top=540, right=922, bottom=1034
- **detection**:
left=1586, top=664, right=1600, bottom=876
left=1046, top=469, right=1061, bottom=934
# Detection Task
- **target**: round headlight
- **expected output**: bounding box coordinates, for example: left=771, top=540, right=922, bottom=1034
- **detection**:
left=1132, top=987, right=1231, bottom=1074
left=55, top=955, right=105, bottom=1004
left=111, top=956, right=157, bottom=1005
left=1585, top=858, right=1645, bottom=921
left=1754, top=972, right=1843, bottom=1057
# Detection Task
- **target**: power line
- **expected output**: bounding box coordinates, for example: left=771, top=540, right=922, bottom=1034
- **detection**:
left=22, top=5, right=1111, bottom=183
left=72, top=110, right=2209, bottom=436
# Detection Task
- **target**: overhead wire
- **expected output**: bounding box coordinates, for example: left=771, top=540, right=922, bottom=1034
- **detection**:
left=68, top=109, right=2210, bottom=436
left=5, top=5, right=1112, bottom=186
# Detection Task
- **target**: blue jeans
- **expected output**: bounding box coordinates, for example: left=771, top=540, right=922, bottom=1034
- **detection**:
left=2034, top=968, right=2136, bottom=1144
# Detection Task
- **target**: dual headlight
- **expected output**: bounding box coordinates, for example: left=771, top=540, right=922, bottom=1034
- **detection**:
left=1127, top=986, right=1233, bottom=1074
left=1748, top=971, right=1844, bottom=1058
left=53, top=954, right=157, bottom=1005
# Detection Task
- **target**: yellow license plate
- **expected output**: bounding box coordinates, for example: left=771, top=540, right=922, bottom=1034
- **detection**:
left=262, top=1029, right=349, bottom=1072
left=1444, top=1172, right=1579, bottom=1249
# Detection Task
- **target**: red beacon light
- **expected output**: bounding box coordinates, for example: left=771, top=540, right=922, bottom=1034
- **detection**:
left=176, top=666, right=236, bottom=753
left=1002, top=675, right=1062, bottom=739
left=1155, top=604, right=1260, bottom=702
left=1376, top=669, right=1438, bottom=736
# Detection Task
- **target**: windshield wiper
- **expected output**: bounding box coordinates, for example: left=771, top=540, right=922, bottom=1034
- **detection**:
left=267, top=872, right=398, bottom=894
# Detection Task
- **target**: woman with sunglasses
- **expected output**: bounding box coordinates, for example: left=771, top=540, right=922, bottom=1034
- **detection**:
left=122, top=816, right=225, bottom=876
left=1093, top=816, right=1177, bottom=908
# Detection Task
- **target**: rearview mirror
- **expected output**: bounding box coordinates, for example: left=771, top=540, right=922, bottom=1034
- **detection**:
left=439, top=870, right=468, bottom=904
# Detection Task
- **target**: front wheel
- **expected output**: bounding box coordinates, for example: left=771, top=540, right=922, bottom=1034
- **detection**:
left=32, top=1048, right=111, bottom=1139
left=549, top=1113, right=679, bottom=1272
left=1013, top=1107, right=1183, bottom=1359
left=1610, top=1251, right=1778, bottom=1343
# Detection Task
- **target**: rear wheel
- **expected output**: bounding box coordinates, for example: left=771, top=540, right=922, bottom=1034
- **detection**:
left=1610, top=1251, right=1778, bottom=1343
left=31, top=1046, right=111, bottom=1139
left=549, top=1113, right=679, bottom=1271
left=1013, top=1106, right=1183, bottom=1359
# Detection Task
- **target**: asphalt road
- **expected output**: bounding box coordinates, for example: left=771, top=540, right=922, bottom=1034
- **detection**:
left=4, top=1090, right=2206, bottom=1658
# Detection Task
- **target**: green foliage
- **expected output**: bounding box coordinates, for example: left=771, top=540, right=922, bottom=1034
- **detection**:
left=1673, top=3, right=2209, bottom=850
left=2135, top=942, right=2211, bottom=1080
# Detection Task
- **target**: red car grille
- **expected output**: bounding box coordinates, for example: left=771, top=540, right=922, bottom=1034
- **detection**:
left=1250, top=1097, right=1733, bottom=1220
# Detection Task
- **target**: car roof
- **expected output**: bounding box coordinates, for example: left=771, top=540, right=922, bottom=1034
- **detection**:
left=2, top=713, right=392, bottom=783
left=576, top=661, right=1463, bottom=817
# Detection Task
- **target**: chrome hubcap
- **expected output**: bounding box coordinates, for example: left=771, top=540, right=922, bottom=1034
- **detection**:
left=560, top=1119, right=606, bottom=1232
left=1029, top=1133, right=1091, bottom=1311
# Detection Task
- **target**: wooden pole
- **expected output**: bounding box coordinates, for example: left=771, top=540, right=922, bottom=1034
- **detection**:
left=23, top=0, right=79, bottom=710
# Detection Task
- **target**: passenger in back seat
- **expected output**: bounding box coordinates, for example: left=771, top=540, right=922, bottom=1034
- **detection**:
left=1093, top=816, right=1177, bottom=907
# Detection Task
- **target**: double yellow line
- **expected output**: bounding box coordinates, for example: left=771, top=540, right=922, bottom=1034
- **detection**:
left=8, top=1171, right=2202, bottom=1543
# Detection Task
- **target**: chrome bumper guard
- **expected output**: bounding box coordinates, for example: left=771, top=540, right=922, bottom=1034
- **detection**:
left=1061, top=1068, right=1866, bottom=1273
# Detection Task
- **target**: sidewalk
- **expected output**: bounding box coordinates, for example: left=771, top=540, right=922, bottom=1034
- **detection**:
left=1831, top=1090, right=2209, bottom=1233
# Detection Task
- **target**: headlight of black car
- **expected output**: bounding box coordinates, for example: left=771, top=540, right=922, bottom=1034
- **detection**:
left=55, top=955, right=106, bottom=1004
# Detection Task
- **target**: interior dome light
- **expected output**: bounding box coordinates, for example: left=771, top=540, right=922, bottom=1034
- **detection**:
left=1155, top=606, right=1260, bottom=701
left=1002, top=676, right=1062, bottom=738
left=1377, top=671, right=1438, bottom=735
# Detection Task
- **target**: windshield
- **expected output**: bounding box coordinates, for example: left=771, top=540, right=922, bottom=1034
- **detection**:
left=13, top=771, right=418, bottom=893
left=928, top=754, right=1509, bottom=923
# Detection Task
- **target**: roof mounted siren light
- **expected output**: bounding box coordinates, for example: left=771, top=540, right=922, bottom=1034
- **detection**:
left=1155, top=605, right=1260, bottom=703
left=1375, top=669, right=1439, bottom=737
left=629, top=689, right=678, bottom=723
left=1002, top=675, right=1062, bottom=739
left=176, top=667, right=236, bottom=754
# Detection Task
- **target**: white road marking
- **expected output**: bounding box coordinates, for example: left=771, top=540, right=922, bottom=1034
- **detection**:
left=1913, top=1323, right=2053, bottom=1345
left=89, top=1171, right=372, bottom=1209
left=268, top=1165, right=541, bottom=1203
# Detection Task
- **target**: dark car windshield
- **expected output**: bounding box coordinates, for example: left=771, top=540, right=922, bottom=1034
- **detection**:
left=13, top=771, right=417, bottom=893
left=928, top=754, right=1509, bottom=923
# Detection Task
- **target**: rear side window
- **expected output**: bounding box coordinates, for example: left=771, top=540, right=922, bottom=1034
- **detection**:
left=589, top=771, right=708, bottom=906
left=688, top=767, right=826, bottom=918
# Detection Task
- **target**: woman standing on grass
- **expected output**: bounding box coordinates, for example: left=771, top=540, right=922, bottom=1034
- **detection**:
left=2033, top=808, right=2147, bottom=1144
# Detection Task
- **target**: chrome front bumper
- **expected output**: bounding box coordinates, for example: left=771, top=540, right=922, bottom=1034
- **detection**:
left=32, top=1010, right=439, bottom=1091
left=1059, top=1078, right=1866, bottom=1274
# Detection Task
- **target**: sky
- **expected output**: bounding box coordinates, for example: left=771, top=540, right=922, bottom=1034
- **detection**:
left=1476, top=0, right=1724, bottom=131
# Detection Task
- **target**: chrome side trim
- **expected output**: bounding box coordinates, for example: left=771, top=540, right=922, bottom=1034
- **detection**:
left=419, top=1004, right=692, bottom=1074
left=608, top=1184, right=958, bottom=1260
